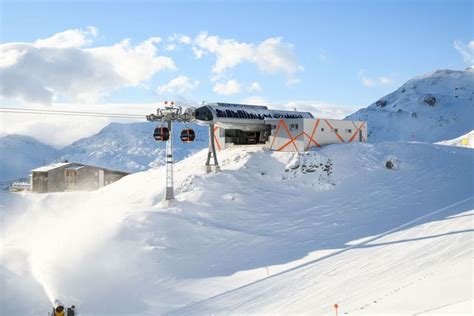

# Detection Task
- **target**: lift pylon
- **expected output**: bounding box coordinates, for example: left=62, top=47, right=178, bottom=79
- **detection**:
left=146, top=102, right=196, bottom=205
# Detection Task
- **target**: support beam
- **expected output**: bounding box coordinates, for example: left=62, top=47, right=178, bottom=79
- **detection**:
left=206, top=123, right=220, bottom=173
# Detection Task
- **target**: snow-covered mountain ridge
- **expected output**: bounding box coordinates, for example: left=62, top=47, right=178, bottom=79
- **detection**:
left=0, top=122, right=208, bottom=181
left=346, top=68, right=474, bottom=142
left=0, top=134, right=59, bottom=181
left=59, top=121, right=208, bottom=173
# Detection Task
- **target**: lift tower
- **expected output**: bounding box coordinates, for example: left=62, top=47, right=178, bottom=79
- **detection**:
left=146, top=102, right=194, bottom=204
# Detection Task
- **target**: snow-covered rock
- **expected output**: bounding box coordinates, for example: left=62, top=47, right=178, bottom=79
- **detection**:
left=346, top=68, right=474, bottom=142
left=436, top=130, right=474, bottom=148
left=0, top=135, right=59, bottom=182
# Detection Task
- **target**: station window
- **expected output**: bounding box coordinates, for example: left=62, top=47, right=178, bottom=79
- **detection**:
left=290, top=123, right=299, bottom=131
left=345, top=129, right=352, bottom=133
left=321, top=127, right=325, bottom=132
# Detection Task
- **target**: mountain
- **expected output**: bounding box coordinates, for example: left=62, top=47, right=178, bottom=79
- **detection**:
left=0, top=122, right=209, bottom=181
left=1, top=142, right=473, bottom=314
left=0, top=134, right=59, bottom=182
left=346, top=68, right=474, bottom=143
left=59, top=121, right=208, bottom=173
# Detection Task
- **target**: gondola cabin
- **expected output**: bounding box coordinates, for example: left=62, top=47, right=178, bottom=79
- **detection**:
left=180, top=128, right=196, bottom=142
left=153, top=126, right=170, bottom=141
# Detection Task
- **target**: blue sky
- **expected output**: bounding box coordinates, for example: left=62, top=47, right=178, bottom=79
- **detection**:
left=1, top=0, right=472, bottom=110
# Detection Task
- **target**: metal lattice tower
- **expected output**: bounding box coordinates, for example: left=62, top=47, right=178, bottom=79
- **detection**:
left=164, top=120, right=174, bottom=201
left=146, top=102, right=195, bottom=204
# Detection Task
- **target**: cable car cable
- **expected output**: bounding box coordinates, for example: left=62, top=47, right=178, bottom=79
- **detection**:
left=0, top=108, right=145, bottom=119
left=0, top=107, right=146, bottom=117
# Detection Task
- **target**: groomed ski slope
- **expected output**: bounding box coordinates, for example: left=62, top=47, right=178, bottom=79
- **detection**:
left=175, top=198, right=473, bottom=315
left=1, top=141, right=473, bottom=315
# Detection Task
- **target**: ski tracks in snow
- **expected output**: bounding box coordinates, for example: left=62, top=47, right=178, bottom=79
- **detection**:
left=171, top=196, right=474, bottom=315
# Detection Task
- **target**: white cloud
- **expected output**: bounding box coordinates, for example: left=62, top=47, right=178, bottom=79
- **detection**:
left=286, top=77, right=301, bottom=86
left=213, top=80, right=241, bottom=95
left=361, top=77, right=376, bottom=87
left=0, top=28, right=176, bottom=104
left=253, top=37, right=303, bottom=75
left=358, top=70, right=393, bottom=87
left=248, top=82, right=261, bottom=92
left=192, top=46, right=205, bottom=59
left=34, top=26, right=98, bottom=48
left=177, top=35, right=191, bottom=45
left=158, top=75, right=198, bottom=95
left=378, top=76, right=393, bottom=85
left=165, top=43, right=176, bottom=51
left=454, top=40, right=474, bottom=65
left=168, top=34, right=191, bottom=45
left=191, top=32, right=303, bottom=80
left=241, top=96, right=268, bottom=106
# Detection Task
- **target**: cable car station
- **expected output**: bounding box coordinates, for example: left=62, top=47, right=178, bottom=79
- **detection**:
left=147, top=101, right=367, bottom=204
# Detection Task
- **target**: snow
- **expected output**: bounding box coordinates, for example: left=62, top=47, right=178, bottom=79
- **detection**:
left=346, top=68, right=474, bottom=143
left=1, top=141, right=473, bottom=315
left=1, top=69, right=473, bottom=315
left=436, top=130, right=474, bottom=148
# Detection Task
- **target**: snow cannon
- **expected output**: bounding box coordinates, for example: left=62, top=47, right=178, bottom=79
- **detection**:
left=49, top=300, right=76, bottom=316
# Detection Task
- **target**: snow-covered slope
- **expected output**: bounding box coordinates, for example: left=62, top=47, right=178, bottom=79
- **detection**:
left=177, top=199, right=473, bottom=315
left=346, top=68, right=474, bottom=143
left=1, top=142, right=473, bottom=315
left=60, top=122, right=208, bottom=173
left=436, top=130, right=474, bottom=148
left=0, top=135, right=59, bottom=182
